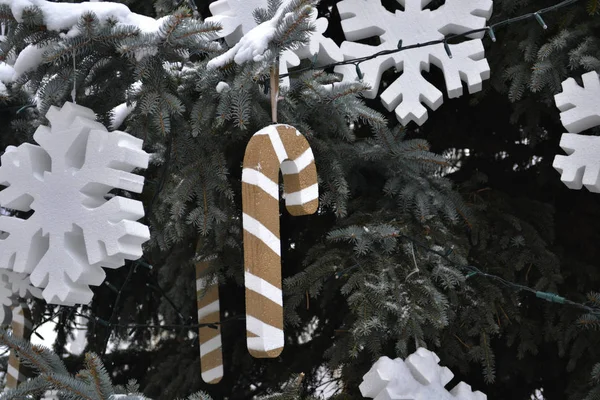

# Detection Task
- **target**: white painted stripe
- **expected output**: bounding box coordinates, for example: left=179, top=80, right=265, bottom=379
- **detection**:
left=201, top=365, right=224, bottom=382
left=284, top=184, right=319, bottom=206
left=198, top=300, right=220, bottom=321
left=7, top=363, right=19, bottom=380
left=281, top=148, right=314, bottom=175
left=267, top=128, right=288, bottom=164
left=244, top=271, right=283, bottom=306
left=200, top=334, right=222, bottom=357
left=246, top=315, right=284, bottom=352
left=12, top=316, right=25, bottom=326
left=242, top=168, right=279, bottom=200
left=242, top=213, right=281, bottom=256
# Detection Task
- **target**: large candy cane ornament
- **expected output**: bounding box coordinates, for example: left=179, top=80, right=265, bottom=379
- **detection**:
left=195, top=258, right=223, bottom=384
left=242, top=124, right=318, bottom=358
left=6, top=302, right=32, bottom=389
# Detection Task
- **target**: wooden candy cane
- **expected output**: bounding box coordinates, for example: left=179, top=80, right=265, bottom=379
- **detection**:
left=242, top=124, right=318, bottom=358
left=6, top=302, right=32, bottom=389
left=195, top=245, right=223, bottom=384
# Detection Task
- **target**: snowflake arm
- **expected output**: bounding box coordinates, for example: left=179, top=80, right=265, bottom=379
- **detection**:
left=82, top=197, right=148, bottom=265
left=294, top=12, right=343, bottom=64
left=435, top=0, right=494, bottom=37
left=380, top=49, right=444, bottom=125
left=336, top=43, right=397, bottom=98
left=29, top=232, right=101, bottom=305
left=553, top=134, right=600, bottom=193
left=280, top=10, right=343, bottom=87
left=0, top=216, right=35, bottom=274
left=7, top=270, right=42, bottom=300
left=0, top=270, right=42, bottom=324
left=360, top=348, right=487, bottom=400
left=554, top=71, right=600, bottom=133
left=0, top=145, right=47, bottom=210
left=207, top=0, right=264, bottom=46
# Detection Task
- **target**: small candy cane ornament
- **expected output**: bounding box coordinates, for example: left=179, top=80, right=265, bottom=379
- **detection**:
left=6, top=302, right=32, bottom=389
left=242, top=124, right=318, bottom=358
left=195, top=257, right=223, bottom=384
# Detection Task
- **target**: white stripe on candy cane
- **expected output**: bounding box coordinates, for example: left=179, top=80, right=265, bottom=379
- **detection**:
left=280, top=148, right=315, bottom=175
left=246, top=315, right=285, bottom=352
left=242, top=213, right=281, bottom=256
left=242, top=168, right=279, bottom=200
left=244, top=271, right=283, bottom=306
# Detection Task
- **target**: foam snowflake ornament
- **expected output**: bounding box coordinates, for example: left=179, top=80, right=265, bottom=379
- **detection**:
left=0, top=102, right=150, bottom=305
left=360, top=348, right=486, bottom=400
left=553, top=71, right=600, bottom=192
left=335, top=0, right=493, bottom=126
left=206, top=0, right=342, bottom=87
left=0, top=270, right=41, bottom=325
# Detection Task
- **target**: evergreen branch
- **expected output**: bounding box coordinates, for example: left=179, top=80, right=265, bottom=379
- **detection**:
left=45, top=39, right=90, bottom=64
left=161, top=9, right=192, bottom=43
left=84, top=353, right=114, bottom=400
left=43, top=373, right=95, bottom=400
left=0, top=330, right=53, bottom=376
left=0, top=376, right=47, bottom=400
left=274, top=6, right=313, bottom=48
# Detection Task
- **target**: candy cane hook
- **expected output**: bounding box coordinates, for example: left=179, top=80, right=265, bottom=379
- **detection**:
left=6, top=302, right=32, bottom=389
left=242, top=124, right=318, bottom=358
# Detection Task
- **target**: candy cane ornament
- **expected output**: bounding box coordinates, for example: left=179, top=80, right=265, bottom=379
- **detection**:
left=6, top=302, right=32, bottom=389
left=195, top=257, right=223, bottom=384
left=242, top=124, right=318, bottom=358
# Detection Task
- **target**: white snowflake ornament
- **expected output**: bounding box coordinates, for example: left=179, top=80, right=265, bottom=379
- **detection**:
left=0, top=102, right=150, bottom=305
left=0, top=270, right=41, bottom=325
left=553, top=71, right=600, bottom=192
left=206, top=0, right=343, bottom=86
left=335, top=0, right=493, bottom=125
left=360, top=348, right=486, bottom=400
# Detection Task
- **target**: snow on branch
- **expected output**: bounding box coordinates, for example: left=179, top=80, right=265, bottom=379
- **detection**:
left=0, top=0, right=166, bottom=34
left=206, top=0, right=316, bottom=69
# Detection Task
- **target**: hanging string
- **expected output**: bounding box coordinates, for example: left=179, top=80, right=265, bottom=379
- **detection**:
left=71, top=52, right=77, bottom=104
left=279, top=0, right=582, bottom=79
left=270, top=55, right=280, bottom=124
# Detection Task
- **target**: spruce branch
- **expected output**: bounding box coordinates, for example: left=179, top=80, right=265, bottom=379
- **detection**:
left=84, top=353, right=114, bottom=400
left=0, top=329, right=56, bottom=376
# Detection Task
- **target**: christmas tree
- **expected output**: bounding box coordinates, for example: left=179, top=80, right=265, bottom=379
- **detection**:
left=0, top=0, right=598, bottom=399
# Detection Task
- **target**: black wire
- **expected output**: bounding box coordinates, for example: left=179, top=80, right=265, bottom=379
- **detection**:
left=97, top=314, right=245, bottom=330
left=101, top=262, right=137, bottom=356
left=145, top=272, right=187, bottom=322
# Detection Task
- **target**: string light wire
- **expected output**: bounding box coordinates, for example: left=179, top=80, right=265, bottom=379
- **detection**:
left=279, top=0, right=583, bottom=79
left=394, top=233, right=600, bottom=317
